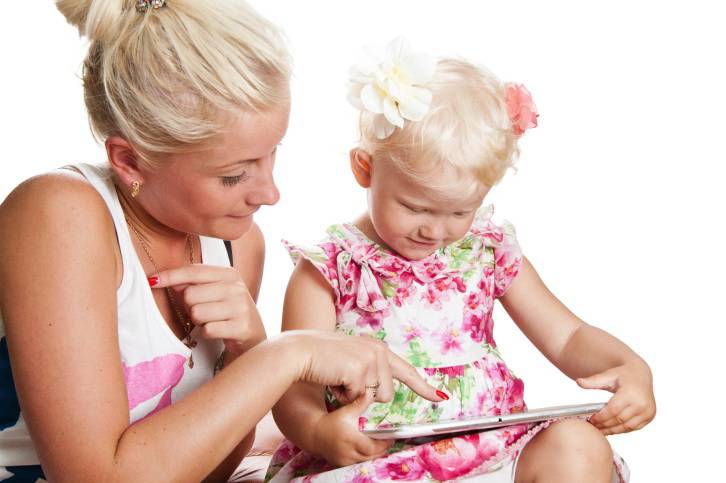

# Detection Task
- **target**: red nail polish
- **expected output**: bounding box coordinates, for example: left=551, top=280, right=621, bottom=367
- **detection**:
left=436, top=390, right=449, bottom=400
left=147, top=276, right=160, bottom=287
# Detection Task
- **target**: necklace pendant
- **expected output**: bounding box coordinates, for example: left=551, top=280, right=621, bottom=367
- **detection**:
left=183, top=335, right=197, bottom=349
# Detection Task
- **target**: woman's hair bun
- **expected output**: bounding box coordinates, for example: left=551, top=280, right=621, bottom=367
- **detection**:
left=55, top=0, right=125, bottom=43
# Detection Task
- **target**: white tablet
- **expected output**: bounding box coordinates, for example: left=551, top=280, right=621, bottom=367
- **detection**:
left=362, top=402, right=605, bottom=440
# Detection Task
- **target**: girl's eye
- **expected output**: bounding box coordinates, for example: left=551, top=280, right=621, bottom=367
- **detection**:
left=219, top=172, right=249, bottom=187
left=406, top=205, right=425, bottom=213
left=453, top=211, right=470, bottom=217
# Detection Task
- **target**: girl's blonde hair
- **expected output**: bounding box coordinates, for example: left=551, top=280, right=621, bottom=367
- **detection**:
left=358, top=59, right=520, bottom=189
left=56, top=0, right=292, bottom=164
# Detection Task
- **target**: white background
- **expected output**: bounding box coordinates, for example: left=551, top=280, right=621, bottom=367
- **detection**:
left=1, top=1, right=724, bottom=480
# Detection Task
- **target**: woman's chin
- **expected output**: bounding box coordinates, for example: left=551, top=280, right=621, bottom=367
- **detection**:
left=208, top=215, right=254, bottom=241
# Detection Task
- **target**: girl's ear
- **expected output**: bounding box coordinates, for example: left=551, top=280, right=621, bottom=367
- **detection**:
left=106, top=136, right=144, bottom=187
left=349, top=148, right=373, bottom=188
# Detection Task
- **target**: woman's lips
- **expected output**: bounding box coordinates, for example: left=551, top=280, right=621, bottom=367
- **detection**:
left=228, top=211, right=255, bottom=219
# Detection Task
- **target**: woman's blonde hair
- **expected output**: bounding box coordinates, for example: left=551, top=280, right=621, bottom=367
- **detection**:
left=358, top=59, right=520, bottom=189
left=56, top=0, right=292, bottom=164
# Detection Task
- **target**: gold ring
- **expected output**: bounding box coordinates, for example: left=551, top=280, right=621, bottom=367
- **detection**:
left=365, top=382, right=380, bottom=389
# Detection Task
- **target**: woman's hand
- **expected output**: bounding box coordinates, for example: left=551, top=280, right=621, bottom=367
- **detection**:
left=153, top=264, right=266, bottom=358
left=312, top=391, right=392, bottom=466
left=285, top=330, right=445, bottom=406
left=577, top=359, right=656, bottom=435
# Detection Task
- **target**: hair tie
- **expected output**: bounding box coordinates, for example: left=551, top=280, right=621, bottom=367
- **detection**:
left=136, top=0, right=166, bottom=13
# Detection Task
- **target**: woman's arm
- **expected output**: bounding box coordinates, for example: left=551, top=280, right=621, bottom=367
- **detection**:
left=0, top=175, right=300, bottom=482
left=272, top=259, right=338, bottom=451
left=499, top=256, right=655, bottom=434
left=1, top=176, right=417, bottom=482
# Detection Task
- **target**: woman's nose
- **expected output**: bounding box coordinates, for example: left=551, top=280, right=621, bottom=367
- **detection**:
left=248, top=159, right=280, bottom=206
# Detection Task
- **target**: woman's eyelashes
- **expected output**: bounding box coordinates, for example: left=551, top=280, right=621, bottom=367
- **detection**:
left=219, top=171, right=250, bottom=187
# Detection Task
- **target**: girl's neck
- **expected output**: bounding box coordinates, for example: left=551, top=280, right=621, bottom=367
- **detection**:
left=353, top=213, right=391, bottom=251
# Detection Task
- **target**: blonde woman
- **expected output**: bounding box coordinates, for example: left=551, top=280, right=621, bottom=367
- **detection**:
left=0, top=1, right=443, bottom=481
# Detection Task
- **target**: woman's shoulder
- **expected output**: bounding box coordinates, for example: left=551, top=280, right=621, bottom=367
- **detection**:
left=0, top=169, right=115, bottom=246
left=2, top=168, right=105, bottom=209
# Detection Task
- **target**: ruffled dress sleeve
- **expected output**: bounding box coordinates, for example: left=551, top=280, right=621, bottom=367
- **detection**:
left=282, top=238, right=343, bottom=305
left=469, top=205, right=524, bottom=298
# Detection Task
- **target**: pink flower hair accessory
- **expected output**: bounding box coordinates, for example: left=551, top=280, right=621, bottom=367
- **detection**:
left=505, top=83, right=539, bottom=135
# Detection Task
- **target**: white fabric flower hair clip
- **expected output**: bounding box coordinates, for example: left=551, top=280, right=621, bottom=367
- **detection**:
left=347, top=37, right=437, bottom=139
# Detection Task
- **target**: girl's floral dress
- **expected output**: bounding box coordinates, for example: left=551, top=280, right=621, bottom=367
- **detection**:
left=266, top=206, right=629, bottom=482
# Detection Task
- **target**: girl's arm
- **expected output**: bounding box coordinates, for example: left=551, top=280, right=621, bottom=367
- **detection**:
left=272, top=259, right=394, bottom=465
left=499, top=257, right=656, bottom=434
left=271, top=259, right=336, bottom=450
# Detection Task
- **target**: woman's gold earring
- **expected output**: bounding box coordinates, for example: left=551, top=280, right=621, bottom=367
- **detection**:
left=130, top=180, right=141, bottom=198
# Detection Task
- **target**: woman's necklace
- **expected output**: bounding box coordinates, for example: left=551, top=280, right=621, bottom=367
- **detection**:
left=125, top=216, right=198, bottom=368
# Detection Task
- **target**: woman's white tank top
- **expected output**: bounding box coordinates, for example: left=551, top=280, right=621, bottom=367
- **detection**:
left=0, top=163, right=228, bottom=466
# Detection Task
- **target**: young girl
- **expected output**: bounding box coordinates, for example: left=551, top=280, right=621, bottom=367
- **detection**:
left=267, top=38, right=655, bottom=482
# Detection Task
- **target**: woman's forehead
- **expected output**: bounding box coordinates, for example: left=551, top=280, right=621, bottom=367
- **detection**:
left=201, top=105, right=290, bottom=168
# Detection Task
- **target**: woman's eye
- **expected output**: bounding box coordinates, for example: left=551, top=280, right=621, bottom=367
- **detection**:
left=453, top=211, right=469, bottom=217
left=219, top=172, right=249, bottom=187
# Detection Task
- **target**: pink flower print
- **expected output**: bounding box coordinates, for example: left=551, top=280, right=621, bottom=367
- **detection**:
left=356, top=263, right=388, bottom=312
left=421, top=284, right=444, bottom=310
left=476, top=389, right=501, bottom=416
left=122, top=353, right=186, bottom=420
left=486, top=362, right=510, bottom=386
left=375, top=455, right=426, bottom=480
left=505, top=83, right=539, bottom=136
left=493, top=246, right=522, bottom=297
left=435, top=323, right=463, bottom=355
left=270, top=439, right=301, bottom=464
left=337, top=256, right=361, bottom=298
left=478, top=276, right=494, bottom=299
left=462, top=310, right=494, bottom=345
left=466, top=291, right=482, bottom=310
left=504, top=378, right=525, bottom=413
left=437, top=365, right=465, bottom=378
left=476, top=225, right=504, bottom=245
left=402, top=321, right=423, bottom=342
left=411, top=258, right=447, bottom=283
left=358, top=416, right=368, bottom=431
left=502, top=423, right=529, bottom=446
left=393, top=271, right=419, bottom=307
left=452, top=276, right=466, bottom=293
left=380, top=256, right=407, bottom=275
left=356, top=309, right=388, bottom=331
left=417, top=434, right=498, bottom=480
left=348, top=466, right=375, bottom=483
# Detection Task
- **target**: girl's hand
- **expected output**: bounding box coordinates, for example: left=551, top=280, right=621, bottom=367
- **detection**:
left=312, top=391, right=392, bottom=466
left=577, top=360, right=656, bottom=436
left=153, top=264, right=266, bottom=358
